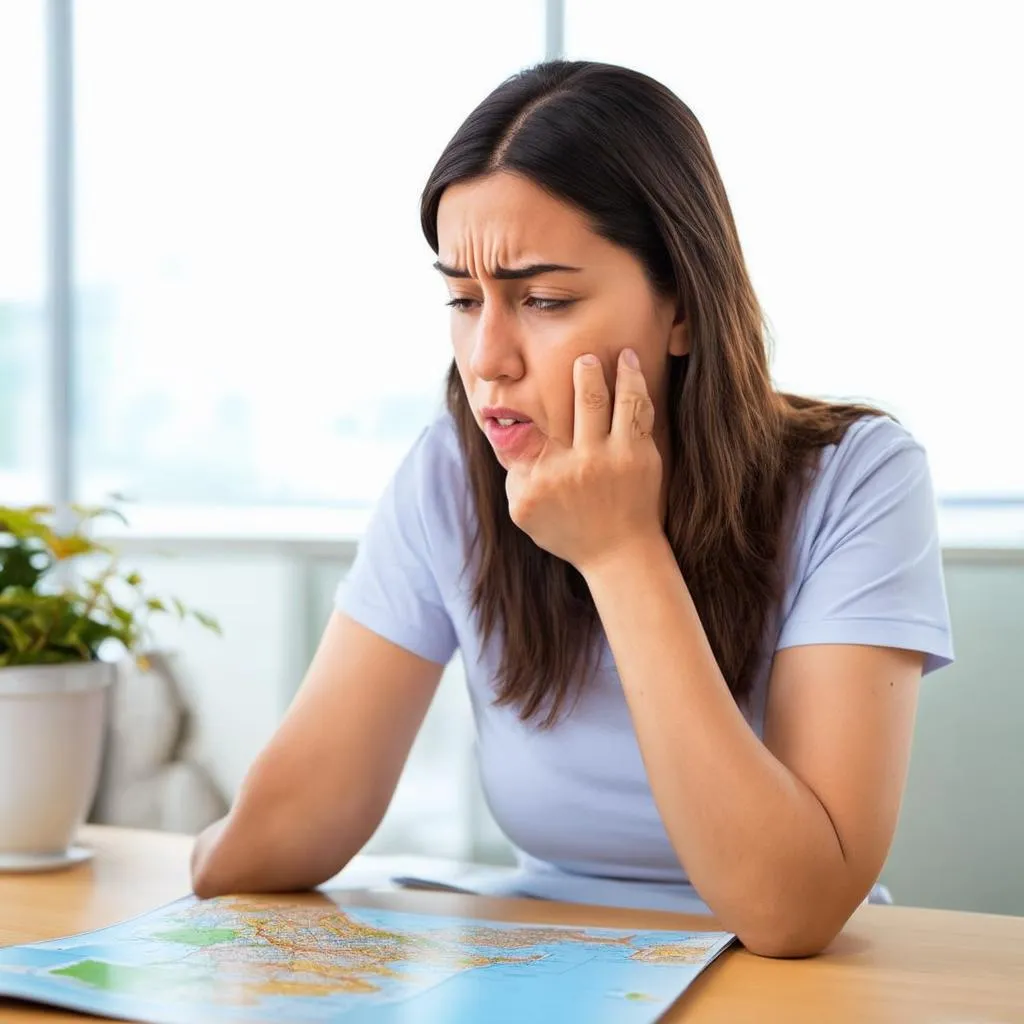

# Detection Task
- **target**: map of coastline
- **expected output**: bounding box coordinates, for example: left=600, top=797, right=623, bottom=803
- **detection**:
left=0, top=892, right=734, bottom=1023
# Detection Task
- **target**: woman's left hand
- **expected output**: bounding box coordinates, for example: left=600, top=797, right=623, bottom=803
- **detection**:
left=505, top=348, right=665, bottom=574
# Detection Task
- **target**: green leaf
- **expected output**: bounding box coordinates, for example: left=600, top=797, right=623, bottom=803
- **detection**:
left=111, top=606, right=133, bottom=627
left=0, top=503, right=221, bottom=663
left=75, top=619, right=122, bottom=657
left=71, top=503, right=129, bottom=527
left=193, top=610, right=222, bottom=635
left=0, top=615, right=31, bottom=653
left=0, top=543, right=45, bottom=592
left=0, top=506, right=56, bottom=541
left=49, top=534, right=100, bottom=561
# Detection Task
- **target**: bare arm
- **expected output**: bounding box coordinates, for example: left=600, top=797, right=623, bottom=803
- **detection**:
left=191, top=612, right=444, bottom=897
left=582, top=534, right=922, bottom=958
left=503, top=349, right=928, bottom=957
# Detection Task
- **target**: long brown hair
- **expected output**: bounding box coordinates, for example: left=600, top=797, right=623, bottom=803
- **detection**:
left=421, top=61, right=880, bottom=725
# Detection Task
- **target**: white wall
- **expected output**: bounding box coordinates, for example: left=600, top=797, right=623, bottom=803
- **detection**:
left=880, top=559, right=1024, bottom=915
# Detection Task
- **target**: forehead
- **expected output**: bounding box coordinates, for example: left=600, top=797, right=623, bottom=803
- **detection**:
left=436, top=172, right=597, bottom=264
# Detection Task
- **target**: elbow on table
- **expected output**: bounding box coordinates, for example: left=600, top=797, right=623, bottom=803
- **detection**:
left=192, top=868, right=227, bottom=901
left=190, top=848, right=335, bottom=901
left=739, top=924, right=838, bottom=960
left=191, top=850, right=242, bottom=901
left=189, top=802, right=369, bottom=900
left=190, top=829, right=238, bottom=900
left=187, top=813, right=296, bottom=900
left=190, top=832, right=346, bottom=901
left=732, top=900, right=855, bottom=960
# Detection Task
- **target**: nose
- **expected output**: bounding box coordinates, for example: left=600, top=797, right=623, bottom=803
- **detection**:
left=469, top=304, right=525, bottom=382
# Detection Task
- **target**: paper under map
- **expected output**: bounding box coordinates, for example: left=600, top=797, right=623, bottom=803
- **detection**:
left=0, top=892, right=733, bottom=1023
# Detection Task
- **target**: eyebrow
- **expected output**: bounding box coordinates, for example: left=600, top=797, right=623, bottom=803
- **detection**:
left=432, top=261, right=582, bottom=280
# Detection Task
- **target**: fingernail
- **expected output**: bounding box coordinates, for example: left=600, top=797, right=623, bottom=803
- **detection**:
left=580, top=353, right=599, bottom=366
left=623, top=348, right=639, bottom=369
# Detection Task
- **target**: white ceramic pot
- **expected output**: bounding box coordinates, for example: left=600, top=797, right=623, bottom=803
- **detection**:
left=0, top=661, right=114, bottom=868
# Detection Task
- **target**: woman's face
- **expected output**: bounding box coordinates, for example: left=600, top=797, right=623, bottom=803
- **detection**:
left=435, top=171, right=689, bottom=468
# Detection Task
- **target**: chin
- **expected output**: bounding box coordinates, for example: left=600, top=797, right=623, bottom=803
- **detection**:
left=489, top=447, right=516, bottom=471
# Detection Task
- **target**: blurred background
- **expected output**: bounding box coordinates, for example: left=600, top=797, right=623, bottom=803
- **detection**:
left=1, top=0, right=1021, bottom=913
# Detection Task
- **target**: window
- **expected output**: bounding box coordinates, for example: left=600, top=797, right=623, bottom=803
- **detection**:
left=566, top=0, right=1024, bottom=499
left=74, top=0, right=545, bottom=507
left=0, top=1, right=46, bottom=504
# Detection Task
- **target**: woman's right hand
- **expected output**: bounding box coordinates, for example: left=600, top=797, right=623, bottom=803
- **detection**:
left=190, top=612, right=444, bottom=898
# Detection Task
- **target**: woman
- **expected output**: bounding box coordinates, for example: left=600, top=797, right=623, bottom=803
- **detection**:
left=191, top=61, right=953, bottom=958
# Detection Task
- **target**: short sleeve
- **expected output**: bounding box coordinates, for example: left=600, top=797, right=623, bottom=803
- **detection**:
left=335, top=420, right=460, bottom=666
left=777, top=421, right=954, bottom=675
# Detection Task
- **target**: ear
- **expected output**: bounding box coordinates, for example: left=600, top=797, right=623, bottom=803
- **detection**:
left=668, top=316, right=691, bottom=357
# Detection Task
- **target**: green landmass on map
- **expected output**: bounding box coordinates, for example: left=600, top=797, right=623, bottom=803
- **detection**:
left=151, top=927, right=240, bottom=946
left=49, top=959, right=211, bottom=998
left=36, top=896, right=723, bottom=1010
left=51, top=960, right=144, bottom=991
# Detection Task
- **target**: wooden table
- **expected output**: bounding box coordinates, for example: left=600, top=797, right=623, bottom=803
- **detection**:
left=1, top=826, right=1022, bottom=1023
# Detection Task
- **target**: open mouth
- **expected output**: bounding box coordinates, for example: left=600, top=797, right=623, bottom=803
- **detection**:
left=480, top=408, right=536, bottom=457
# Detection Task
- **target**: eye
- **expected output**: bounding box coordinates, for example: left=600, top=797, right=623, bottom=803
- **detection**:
left=446, top=297, right=481, bottom=312
left=525, top=297, right=574, bottom=312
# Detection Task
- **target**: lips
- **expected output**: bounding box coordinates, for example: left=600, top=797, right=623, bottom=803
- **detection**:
left=480, top=406, right=536, bottom=459
left=481, top=406, right=531, bottom=426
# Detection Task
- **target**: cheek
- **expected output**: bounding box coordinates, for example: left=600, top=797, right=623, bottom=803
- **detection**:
left=538, top=350, right=578, bottom=435
left=557, top=300, right=634, bottom=365
left=548, top=320, right=619, bottom=396
left=532, top=319, right=602, bottom=423
left=558, top=308, right=668, bottom=412
left=450, top=322, right=474, bottom=376
left=530, top=329, right=606, bottom=442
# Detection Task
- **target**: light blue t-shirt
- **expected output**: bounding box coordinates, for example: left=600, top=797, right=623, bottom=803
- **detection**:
left=336, top=412, right=953, bottom=912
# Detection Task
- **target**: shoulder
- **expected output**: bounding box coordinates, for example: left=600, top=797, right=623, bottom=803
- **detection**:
left=801, top=414, right=934, bottom=534
left=382, top=411, right=472, bottom=556
left=790, top=408, right=943, bottom=576
left=335, top=412, right=470, bottom=662
left=401, top=410, right=464, bottom=477
left=392, top=411, right=467, bottom=505
left=779, top=412, right=953, bottom=674
left=814, top=413, right=926, bottom=496
left=789, top=410, right=941, bottom=582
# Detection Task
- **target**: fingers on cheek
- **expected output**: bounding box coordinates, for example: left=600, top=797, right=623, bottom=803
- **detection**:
left=617, top=394, right=655, bottom=439
left=574, top=352, right=611, bottom=384
left=635, top=398, right=655, bottom=439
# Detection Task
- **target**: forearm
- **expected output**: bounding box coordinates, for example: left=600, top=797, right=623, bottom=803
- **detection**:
left=191, top=762, right=369, bottom=898
left=192, top=811, right=355, bottom=899
left=582, top=535, right=859, bottom=956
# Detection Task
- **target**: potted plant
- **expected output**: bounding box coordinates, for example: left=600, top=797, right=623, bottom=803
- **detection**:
left=0, top=503, right=218, bottom=871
